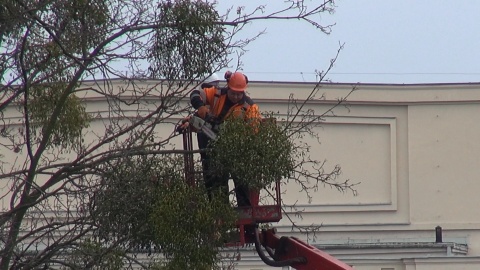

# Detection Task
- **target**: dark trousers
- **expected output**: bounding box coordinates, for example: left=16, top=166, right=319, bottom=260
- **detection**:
left=197, top=132, right=251, bottom=207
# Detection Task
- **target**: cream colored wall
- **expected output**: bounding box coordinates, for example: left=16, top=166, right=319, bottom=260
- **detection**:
left=245, top=82, right=480, bottom=269
left=2, top=80, right=480, bottom=269
left=408, top=104, right=480, bottom=223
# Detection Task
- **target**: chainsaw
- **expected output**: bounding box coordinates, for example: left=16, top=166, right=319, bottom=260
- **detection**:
left=176, top=114, right=218, bottom=140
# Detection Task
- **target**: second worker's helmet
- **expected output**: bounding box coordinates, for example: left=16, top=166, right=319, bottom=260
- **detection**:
left=228, top=72, right=248, bottom=92
left=203, top=73, right=220, bottom=86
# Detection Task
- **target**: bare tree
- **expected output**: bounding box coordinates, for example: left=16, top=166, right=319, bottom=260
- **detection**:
left=0, top=0, right=356, bottom=269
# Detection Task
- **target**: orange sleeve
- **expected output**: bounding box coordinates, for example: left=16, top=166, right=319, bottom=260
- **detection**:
left=245, top=104, right=261, bottom=120
left=245, top=104, right=262, bottom=131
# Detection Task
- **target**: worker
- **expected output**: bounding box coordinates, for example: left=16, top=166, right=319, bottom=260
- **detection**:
left=200, top=72, right=221, bottom=88
left=190, top=71, right=261, bottom=207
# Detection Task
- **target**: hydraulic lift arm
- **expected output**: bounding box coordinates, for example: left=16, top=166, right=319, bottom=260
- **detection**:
left=255, top=228, right=354, bottom=270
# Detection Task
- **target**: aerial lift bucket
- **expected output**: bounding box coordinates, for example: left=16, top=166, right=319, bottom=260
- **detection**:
left=181, top=125, right=196, bottom=187
left=249, top=189, right=260, bottom=206
left=231, top=179, right=282, bottom=246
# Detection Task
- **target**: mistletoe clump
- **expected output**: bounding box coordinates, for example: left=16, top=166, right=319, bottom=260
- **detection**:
left=92, top=153, right=237, bottom=268
left=150, top=181, right=236, bottom=269
left=29, top=82, right=90, bottom=148
left=91, top=154, right=184, bottom=250
left=209, top=114, right=295, bottom=189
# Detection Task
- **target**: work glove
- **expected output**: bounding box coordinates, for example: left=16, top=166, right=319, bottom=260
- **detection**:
left=175, top=116, right=191, bottom=133
left=197, top=106, right=209, bottom=119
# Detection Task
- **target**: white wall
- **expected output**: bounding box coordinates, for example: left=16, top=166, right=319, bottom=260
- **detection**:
left=243, top=82, right=480, bottom=269
left=2, top=80, right=480, bottom=270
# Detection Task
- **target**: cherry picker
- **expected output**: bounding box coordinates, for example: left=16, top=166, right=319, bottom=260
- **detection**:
left=177, top=116, right=354, bottom=270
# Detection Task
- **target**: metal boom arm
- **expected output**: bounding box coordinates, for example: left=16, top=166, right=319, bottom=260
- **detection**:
left=255, top=228, right=354, bottom=270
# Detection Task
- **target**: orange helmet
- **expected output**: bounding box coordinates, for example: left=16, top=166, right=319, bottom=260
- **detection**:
left=228, top=72, right=248, bottom=92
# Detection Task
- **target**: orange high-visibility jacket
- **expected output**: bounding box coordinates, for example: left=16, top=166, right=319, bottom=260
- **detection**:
left=191, top=86, right=260, bottom=122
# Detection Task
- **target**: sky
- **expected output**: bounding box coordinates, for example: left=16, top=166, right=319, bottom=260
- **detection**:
left=217, top=1, right=480, bottom=84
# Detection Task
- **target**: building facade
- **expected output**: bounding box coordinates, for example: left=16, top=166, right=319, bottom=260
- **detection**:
left=2, top=80, right=480, bottom=270
left=239, top=81, right=480, bottom=270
